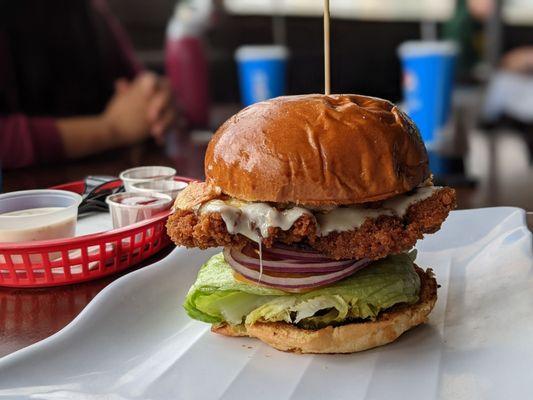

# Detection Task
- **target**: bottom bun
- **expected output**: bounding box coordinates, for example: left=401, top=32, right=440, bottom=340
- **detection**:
left=212, top=266, right=437, bottom=354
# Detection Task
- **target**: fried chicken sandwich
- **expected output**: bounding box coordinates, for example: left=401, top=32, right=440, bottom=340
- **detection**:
left=167, top=94, right=456, bottom=354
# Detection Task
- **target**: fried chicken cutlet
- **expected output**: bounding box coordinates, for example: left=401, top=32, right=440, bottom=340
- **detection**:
left=167, top=185, right=456, bottom=261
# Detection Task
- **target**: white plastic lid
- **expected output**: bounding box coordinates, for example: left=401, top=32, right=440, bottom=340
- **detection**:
left=119, top=166, right=176, bottom=191
left=235, top=45, right=289, bottom=61
left=129, top=180, right=188, bottom=200
left=398, top=40, right=458, bottom=57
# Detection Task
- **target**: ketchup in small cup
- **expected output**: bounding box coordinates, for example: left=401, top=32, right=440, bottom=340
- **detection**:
left=106, top=192, right=173, bottom=229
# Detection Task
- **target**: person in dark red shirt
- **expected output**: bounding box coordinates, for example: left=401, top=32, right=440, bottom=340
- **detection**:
left=0, top=0, right=177, bottom=169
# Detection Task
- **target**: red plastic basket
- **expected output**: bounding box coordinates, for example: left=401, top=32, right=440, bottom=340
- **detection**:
left=0, top=176, right=194, bottom=288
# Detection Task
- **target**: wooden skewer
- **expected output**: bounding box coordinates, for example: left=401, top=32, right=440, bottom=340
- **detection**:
left=323, top=0, right=331, bottom=95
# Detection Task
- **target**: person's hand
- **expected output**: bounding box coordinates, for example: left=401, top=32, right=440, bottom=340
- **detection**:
left=102, top=72, right=159, bottom=146
left=501, top=47, right=533, bottom=74
left=146, top=76, right=180, bottom=143
left=110, top=73, right=180, bottom=145
left=58, top=72, right=182, bottom=159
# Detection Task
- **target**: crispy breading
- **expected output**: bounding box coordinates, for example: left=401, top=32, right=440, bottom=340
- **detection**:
left=173, top=182, right=221, bottom=211
left=166, top=188, right=456, bottom=260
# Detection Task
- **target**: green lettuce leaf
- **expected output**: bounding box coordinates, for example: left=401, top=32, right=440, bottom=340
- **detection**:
left=184, top=252, right=421, bottom=328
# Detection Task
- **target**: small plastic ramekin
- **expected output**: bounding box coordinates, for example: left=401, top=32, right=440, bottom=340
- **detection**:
left=0, top=190, right=82, bottom=243
left=106, top=192, right=173, bottom=229
left=119, top=166, right=176, bottom=191
left=129, top=180, right=188, bottom=200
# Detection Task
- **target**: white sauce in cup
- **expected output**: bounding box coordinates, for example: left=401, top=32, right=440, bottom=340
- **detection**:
left=0, top=207, right=76, bottom=242
left=0, top=190, right=82, bottom=243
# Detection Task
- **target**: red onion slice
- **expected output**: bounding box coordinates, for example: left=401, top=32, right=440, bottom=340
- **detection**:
left=226, top=249, right=329, bottom=275
left=223, top=241, right=373, bottom=290
left=229, top=256, right=370, bottom=289
left=264, top=243, right=336, bottom=262
left=225, top=248, right=354, bottom=273
left=272, top=243, right=320, bottom=253
left=261, top=246, right=332, bottom=262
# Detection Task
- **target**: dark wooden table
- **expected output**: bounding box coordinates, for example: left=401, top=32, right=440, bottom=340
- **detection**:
left=1, top=130, right=532, bottom=358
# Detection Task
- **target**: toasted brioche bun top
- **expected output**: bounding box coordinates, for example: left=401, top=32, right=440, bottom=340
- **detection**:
left=205, top=94, right=429, bottom=206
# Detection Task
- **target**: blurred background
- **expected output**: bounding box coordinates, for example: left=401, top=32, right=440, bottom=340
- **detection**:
left=1, top=0, right=532, bottom=210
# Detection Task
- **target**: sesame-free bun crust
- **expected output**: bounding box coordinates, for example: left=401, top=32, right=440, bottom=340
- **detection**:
left=212, top=266, right=437, bottom=354
left=205, top=94, right=429, bottom=206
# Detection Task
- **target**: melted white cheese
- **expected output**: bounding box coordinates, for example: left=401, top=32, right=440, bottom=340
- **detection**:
left=316, top=208, right=393, bottom=236
left=382, top=186, right=440, bottom=216
left=200, top=186, right=442, bottom=240
left=316, top=186, right=440, bottom=235
left=201, top=200, right=310, bottom=242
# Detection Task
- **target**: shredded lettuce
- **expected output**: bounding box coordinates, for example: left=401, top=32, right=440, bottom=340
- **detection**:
left=184, top=252, right=421, bottom=329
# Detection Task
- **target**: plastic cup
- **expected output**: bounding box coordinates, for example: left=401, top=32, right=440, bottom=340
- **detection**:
left=0, top=190, right=82, bottom=243
left=119, top=166, right=176, bottom=192
left=129, top=180, right=188, bottom=200
left=106, top=192, right=173, bottom=229
left=235, top=45, right=288, bottom=106
left=398, top=41, right=457, bottom=149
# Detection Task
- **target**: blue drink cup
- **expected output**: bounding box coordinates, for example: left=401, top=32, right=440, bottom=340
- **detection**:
left=235, top=45, right=288, bottom=106
left=398, top=41, right=457, bottom=150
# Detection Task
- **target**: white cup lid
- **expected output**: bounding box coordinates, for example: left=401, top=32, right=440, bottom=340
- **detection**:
left=398, top=40, right=458, bottom=57
left=235, top=45, right=289, bottom=61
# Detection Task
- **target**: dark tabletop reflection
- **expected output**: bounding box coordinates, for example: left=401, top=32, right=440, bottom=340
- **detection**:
left=0, top=247, right=172, bottom=357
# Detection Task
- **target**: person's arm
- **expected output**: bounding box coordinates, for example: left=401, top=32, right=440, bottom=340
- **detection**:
left=1, top=72, right=177, bottom=169
left=0, top=114, right=122, bottom=169
left=55, top=115, right=119, bottom=159
left=501, top=47, right=533, bottom=74
left=59, top=72, right=170, bottom=159
left=0, top=115, right=65, bottom=169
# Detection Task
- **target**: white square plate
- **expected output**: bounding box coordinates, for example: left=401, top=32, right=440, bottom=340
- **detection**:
left=0, top=208, right=531, bottom=400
